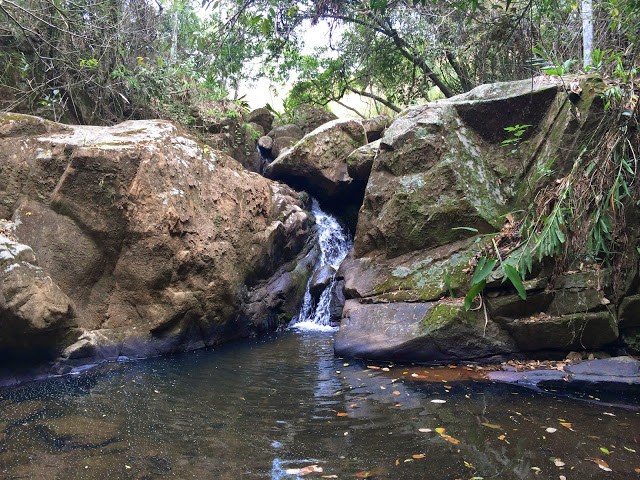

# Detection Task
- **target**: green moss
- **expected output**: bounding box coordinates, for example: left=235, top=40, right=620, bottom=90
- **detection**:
left=420, top=302, right=475, bottom=334
left=373, top=239, right=483, bottom=302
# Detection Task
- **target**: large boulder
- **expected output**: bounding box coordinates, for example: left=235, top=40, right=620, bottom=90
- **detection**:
left=274, top=105, right=338, bottom=134
left=336, top=75, right=626, bottom=362
left=264, top=118, right=368, bottom=207
left=0, top=231, right=76, bottom=362
left=248, top=107, right=274, bottom=133
left=362, top=114, right=391, bottom=142
left=0, top=113, right=314, bottom=367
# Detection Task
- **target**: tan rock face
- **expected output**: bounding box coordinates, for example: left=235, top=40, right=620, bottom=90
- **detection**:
left=0, top=114, right=312, bottom=362
left=0, top=233, right=75, bottom=361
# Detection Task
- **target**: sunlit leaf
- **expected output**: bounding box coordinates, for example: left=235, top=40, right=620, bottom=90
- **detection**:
left=600, top=447, right=610, bottom=455
left=560, top=422, right=574, bottom=431
left=392, top=391, right=401, bottom=395
left=464, top=279, right=486, bottom=310
left=624, top=446, right=636, bottom=453
left=336, top=412, right=348, bottom=417
left=545, top=427, right=557, bottom=433
left=412, top=454, right=426, bottom=459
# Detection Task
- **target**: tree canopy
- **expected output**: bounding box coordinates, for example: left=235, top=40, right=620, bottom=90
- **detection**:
left=0, top=0, right=637, bottom=124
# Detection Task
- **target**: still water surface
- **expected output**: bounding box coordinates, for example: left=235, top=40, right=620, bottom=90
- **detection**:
left=1, top=331, right=639, bottom=479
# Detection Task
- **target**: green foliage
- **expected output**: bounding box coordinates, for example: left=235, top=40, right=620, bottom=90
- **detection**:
left=502, top=124, right=532, bottom=155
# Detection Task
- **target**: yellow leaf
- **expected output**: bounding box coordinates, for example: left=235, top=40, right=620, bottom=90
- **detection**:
left=481, top=423, right=502, bottom=429
left=436, top=428, right=446, bottom=434
left=560, top=422, right=574, bottom=431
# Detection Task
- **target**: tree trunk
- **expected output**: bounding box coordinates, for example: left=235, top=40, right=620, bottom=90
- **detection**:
left=581, top=0, right=593, bottom=69
left=346, top=86, right=401, bottom=113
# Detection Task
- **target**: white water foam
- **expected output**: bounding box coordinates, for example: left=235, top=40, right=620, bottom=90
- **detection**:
left=290, top=199, right=351, bottom=332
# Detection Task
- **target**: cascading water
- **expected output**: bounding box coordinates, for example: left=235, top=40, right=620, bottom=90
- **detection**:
left=291, top=199, right=352, bottom=331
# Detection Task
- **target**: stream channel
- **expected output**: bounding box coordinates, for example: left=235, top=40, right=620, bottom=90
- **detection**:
left=1, top=206, right=639, bottom=479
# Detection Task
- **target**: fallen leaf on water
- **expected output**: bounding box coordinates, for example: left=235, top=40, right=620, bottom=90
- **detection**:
left=586, top=458, right=612, bottom=471
left=531, top=466, right=541, bottom=473
left=545, top=427, right=557, bottom=433
left=481, top=423, right=502, bottom=429
left=600, top=447, right=611, bottom=455
left=412, top=454, right=425, bottom=459
left=464, top=460, right=475, bottom=469
left=431, top=399, right=446, bottom=404
left=321, top=476, right=337, bottom=479
left=603, top=412, right=616, bottom=416
left=355, top=471, right=371, bottom=478
left=286, top=465, right=323, bottom=475
left=624, top=446, right=636, bottom=453
left=395, top=459, right=400, bottom=466
left=635, top=468, right=640, bottom=473
left=404, top=458, right=413, bottom=463
left=300, top=465, right=323, bottom=475
left=551, top=458, right=565, bottom=467
left=392, top=391, right=401, bottom=395
left=435, top=427, right=460, bottom=444
left=336, top=412, right=348, bottom=417
left=418, top=428, right=432, bottom=433
left=380, top=386, right=386, bottom=390
left=382, top=367, right=390, bottom=372
left=368, top=366, right=381, bottom=370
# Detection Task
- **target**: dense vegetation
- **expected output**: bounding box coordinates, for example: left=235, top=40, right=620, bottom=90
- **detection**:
left=1, top=0, right=637, bottom=123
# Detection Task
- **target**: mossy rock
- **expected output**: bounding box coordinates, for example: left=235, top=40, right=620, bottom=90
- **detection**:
left=334, top=299, right=515, bottom=362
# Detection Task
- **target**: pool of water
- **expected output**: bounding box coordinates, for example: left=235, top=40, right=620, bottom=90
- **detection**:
left=1, top=331, right=639, bottom=479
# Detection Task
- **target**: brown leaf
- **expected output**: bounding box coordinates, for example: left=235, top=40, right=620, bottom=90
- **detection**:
left=392, top=391, right=401, bottom=395
left=412, top=454, right=426, bottom=459
left=336, top=412, right=348, bottom=417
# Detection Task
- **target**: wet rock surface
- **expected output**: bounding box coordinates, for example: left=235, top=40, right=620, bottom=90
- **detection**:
left=488, top=356, right=640, bottom=395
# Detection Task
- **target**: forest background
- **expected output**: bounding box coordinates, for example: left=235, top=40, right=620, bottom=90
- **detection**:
left=0, top=0, right=637, bottom=127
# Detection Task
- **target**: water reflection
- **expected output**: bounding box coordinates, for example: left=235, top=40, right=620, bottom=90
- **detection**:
left=0, top=331, right=639, bottom=479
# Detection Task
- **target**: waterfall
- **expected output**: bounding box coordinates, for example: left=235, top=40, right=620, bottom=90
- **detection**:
left=291, top=199, right=352, bottom=331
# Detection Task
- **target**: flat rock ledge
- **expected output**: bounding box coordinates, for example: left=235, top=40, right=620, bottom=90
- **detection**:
left=487, top=356, right=640, bottom=397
